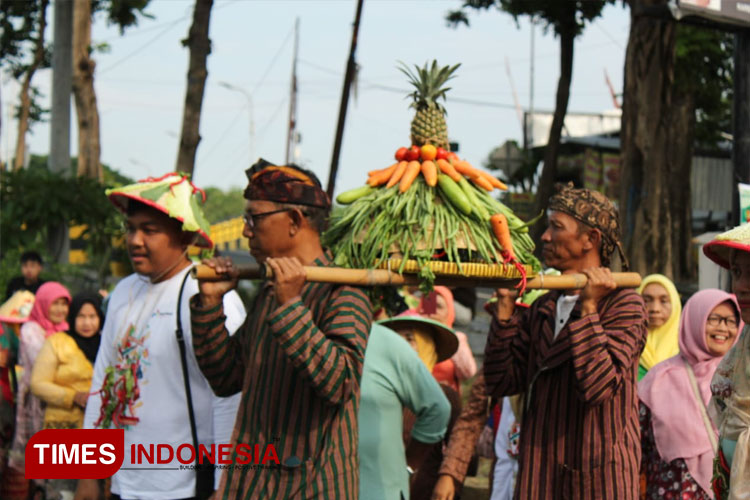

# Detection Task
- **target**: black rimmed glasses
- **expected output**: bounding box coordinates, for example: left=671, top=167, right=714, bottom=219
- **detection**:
left=242, top=209, right=291, bottom=229
left=706, top=315, right=739, bottom=329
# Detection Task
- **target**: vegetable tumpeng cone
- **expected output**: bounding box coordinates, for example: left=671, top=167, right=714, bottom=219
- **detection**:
left=323, top=60, right=540, bottom=294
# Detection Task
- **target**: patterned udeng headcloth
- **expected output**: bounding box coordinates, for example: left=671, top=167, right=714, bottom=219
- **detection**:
left=244, top=158, right=330, bottom=209
left=547, top=182, right=629, bottom=270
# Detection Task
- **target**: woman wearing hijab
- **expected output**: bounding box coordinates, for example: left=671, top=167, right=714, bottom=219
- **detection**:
left=703, top=225, right=750, bottom=499
left=31, top=291, right=103, bottom=429
left=30, top=292, right=103, bottom=500
left=639, top=289, right=742, bottom=499
left=418, top=286, right=477, bottom=394
left=638, top=274, right=682, bottom=380
left=7, top=282, right=70, bottom=499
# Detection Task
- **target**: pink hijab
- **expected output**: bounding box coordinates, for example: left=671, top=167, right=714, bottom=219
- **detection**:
left=639, top=289, right=742, bottom=495
left=418, top=286, right=455, bottom=328
left=28, top=281, right=71, bottom=336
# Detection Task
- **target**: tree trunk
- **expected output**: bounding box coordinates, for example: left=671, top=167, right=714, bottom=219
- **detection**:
left=72, top=0, right=102, bottom=181
left=619, top=0, right=677, bottom=278
left=667, top=89, right=695, bottom=281
left=530, top=20, right=575, bottom=245
left=175, top=0, right=214, bottom=177
left=13, top=0, right=49, bottom=171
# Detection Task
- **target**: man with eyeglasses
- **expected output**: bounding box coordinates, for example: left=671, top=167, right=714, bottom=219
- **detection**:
left=190, top=159, right=373, bottom=499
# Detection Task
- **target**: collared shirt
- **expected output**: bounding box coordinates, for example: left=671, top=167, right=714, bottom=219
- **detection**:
left=190, top=250, right=372, bottom=499
left=483, top=288, right=647, bottom=500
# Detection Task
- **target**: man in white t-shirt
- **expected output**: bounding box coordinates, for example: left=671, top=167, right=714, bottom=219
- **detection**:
left=75, top=174, right=246, bottom=500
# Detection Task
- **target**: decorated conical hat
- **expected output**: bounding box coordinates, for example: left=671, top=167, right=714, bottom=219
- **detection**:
left=0, top=290, right=35, bottom=324
left=105, top=173, right=213, bottom=248
left=376, top=315, right=458, bottom=362
left=703, top=223, right=750, bottom=269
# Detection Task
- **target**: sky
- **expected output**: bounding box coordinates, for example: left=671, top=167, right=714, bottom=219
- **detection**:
left=1, top=0, right=630, bottom=196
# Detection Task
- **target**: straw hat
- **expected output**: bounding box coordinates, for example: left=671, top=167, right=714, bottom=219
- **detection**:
left=703, top=223, right=750, bottom=269
left=0, top=290, right=35, bottom=324
left=106, top=173, right=213, bottom=248
left=376, top=316, right=458, bottom=362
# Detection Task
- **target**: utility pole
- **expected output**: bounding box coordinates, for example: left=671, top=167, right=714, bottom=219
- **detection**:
left=733, top=30, right=750, bottom=225
left=48, top=0, right=73, bottom=263
left=326, top=0, right=364, bottom=197
left=285, top=18, right=299, bottom=164
left=49, top=0, right=73, bottom=175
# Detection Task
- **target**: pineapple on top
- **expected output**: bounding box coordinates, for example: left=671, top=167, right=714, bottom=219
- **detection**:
left=400, top=60, right=460, bottom=151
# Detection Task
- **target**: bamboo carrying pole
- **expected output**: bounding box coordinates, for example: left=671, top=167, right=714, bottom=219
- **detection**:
left=191, top=264, right=642, bottom=289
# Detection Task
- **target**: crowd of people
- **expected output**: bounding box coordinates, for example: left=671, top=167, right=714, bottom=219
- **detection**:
left=0, top=163, right=748, bottom=500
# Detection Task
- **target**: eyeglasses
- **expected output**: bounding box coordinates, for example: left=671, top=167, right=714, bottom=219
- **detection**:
left=242, top=209, right=291, bottom=229
left=242, top=208, right=291, bottom=229
left=706, top=315, right=739, bottom=329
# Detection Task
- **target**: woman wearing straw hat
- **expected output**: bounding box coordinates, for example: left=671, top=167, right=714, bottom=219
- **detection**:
left=703, top=224, right=750, bottom=499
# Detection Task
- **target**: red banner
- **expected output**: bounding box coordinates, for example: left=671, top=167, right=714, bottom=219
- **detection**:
left=25, top=429, right=125, bottom=479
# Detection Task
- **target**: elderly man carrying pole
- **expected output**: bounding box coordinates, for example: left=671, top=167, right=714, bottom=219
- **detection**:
left=484, top=183, right=648, bottom=499
left=190, top=160, right=373, bottom=499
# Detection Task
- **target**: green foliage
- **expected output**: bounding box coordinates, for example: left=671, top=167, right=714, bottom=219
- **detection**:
left=398, top=60, right=461, bottom=114
left=93, top=0, right=153, bottom=33
left=674, top=24, right=733, bottom=151
left=202, top=187, right=246, bottom=224
left=0, top=165, right=126, bottom=291
left=446, top=0, right=614, bottom=37
left=0, top=0, right=50, bottom=130
left=0, top=0, right=47, bottom=73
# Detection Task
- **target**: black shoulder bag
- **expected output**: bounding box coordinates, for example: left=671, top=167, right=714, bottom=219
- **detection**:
left=175, top=272, right=215, bottom=500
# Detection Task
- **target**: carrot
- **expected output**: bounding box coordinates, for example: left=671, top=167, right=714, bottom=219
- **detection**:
left=436, top=159, right=462, bottom=182
left=385, top=161, right=409, bottom=188
left=490, top=213, right=515, bottom=261
left=480, top=171, right=508, bottom=190
left=399, top=161, right=422, bottom=192
left=369, top=162, right=398, bottom=177
left=421, top=160, right=438, bottom=187
left=368, top=163, right=400, bottom=186
left=470, top=174, right=494, bottom=191
left=451, top=159, right=482, bottom=178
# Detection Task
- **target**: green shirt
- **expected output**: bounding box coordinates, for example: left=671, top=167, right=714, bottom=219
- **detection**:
left=358, top=324, right=450, bottom=500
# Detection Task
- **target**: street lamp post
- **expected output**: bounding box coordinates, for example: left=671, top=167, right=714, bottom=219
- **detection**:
left=219, top=81, right=255, bottom=163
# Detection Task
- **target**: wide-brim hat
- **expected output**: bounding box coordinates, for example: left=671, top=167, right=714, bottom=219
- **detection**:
left=0, top=290, right=35, bottom=324
left=703, top=223, right=750, bottom=269
left=376, top=316, right=458, bottom=362
left=106, top=173, right=213, bottom=248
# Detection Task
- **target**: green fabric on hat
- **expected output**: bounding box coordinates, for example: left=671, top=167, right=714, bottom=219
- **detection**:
left=105, top=173, right=213, bottom=248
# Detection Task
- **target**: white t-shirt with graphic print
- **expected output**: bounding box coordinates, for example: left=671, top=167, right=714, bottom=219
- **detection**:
left=83, top=266, right=246, bottom=499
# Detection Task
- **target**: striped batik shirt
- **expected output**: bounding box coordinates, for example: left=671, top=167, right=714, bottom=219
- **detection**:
left=483, top=288, right=647, bottom=500
left=190, top=251, right=372, bottom=499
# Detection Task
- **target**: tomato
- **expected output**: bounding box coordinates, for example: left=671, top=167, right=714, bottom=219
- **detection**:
left=405, top=145, right=421, bottom=162
left=420, top=144, right=437, bottom=161
left=395, top=147, right=408, bottom=161
left=436, top=147, right=449, bottom=161
left=447, top=152, right=460, bottom=162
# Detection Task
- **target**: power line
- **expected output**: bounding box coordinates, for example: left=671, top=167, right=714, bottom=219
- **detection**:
left=595, top=23, right=626, bottom=50
left=197, top=105, right=248, bottom=163
left=97, top=17, right=186, bottom=74
left=97, top=0, right=240, bottom=75
left=250, top=24, right=295, bottom=95
left=300, top=61, right=518, bottom=109
left=257, top=97, right=288, bottom=140
left=362, top=83, right=517, bottom=110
